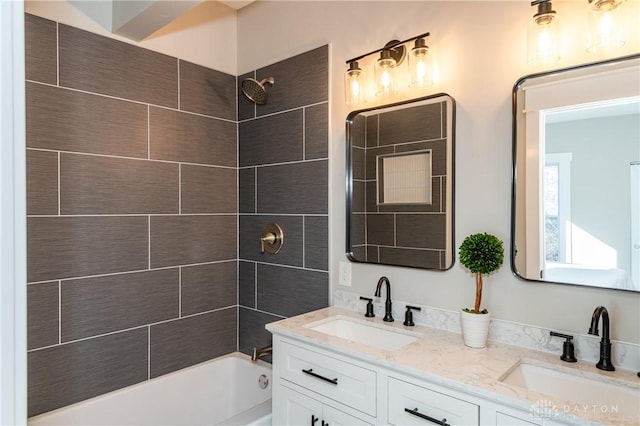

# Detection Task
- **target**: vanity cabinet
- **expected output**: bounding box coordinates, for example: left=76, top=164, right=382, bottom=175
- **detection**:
left=388, top=377, right=479, bottom=425
left=272, top=334, right=574, bottom=426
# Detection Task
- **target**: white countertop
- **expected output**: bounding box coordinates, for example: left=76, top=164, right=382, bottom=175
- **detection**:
left=266, top=307, right=640, bottom=426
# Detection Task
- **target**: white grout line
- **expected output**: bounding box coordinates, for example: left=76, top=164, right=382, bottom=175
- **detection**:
left=58, top=280, right=62, bottom=344
left=302, top=216, right=306, bottom=268
left=147, top=326, right=151, bottom=380
left=254, top=262, right=258, bottom=308
left=28, top=213, right=238, bottom=218
left=239, top=100, right=328, bottom=123
left=147, top=105, right=150, bottom=160
left=302, top=107, right=306, bottom=160
left=148, top=216, right=151, bottom=270
left=239, top=157, right=328, bottom=170
left=178, top=267, right=182, bottom=317
left=57, top=152, right=61, bottom=215
left=254, top=167, right=258, bottom=214
left=25, top=147, right=237, bottom=170
left=25, top=80, right=235, bottom=123
left=56, top=23, right=59, bottom=86
left=250, top=260, right=328, bottom=274
left=178, top=163, right=182, bottom=214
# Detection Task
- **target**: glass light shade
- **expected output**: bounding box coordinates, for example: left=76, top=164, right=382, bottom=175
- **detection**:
left=345, top=61, right=364, bottom=105
left=587, top=0, right=626, bottom=53
left=375, top=50, right=397, bottom=97
left=409, top=38, right=431, bottom=88
left=527, top=11, right=561, bottom=64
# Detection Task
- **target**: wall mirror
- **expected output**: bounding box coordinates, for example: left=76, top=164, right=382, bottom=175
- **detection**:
left=346, top=94, right=455, bottom=270
left=512, top=54, right=640, bottom=292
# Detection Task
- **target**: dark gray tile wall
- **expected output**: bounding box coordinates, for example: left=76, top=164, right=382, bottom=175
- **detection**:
left=352, top=100, right=449, bottom=266
left=25, top=15, right=238, bottom=417
left=238, top=46, right=329, bottom=355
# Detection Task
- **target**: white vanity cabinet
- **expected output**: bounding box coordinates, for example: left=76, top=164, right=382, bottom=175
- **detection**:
left=271, top=333, right=574, bottom=426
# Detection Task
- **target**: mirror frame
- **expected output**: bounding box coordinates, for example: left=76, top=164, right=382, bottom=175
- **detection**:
left=510, top=53, right=640, bottom=292
left=346, top=93, right=456, bottom=270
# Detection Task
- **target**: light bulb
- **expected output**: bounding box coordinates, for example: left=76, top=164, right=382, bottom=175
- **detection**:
left=345, top=61, right=364, bottom=105
left=409, top=38, right=431, bottom=87
left=375, top=49, right=397, bottom=97
left=587, top=0, right=625, bottom=53
left=527, top=0, right=561, bottom=64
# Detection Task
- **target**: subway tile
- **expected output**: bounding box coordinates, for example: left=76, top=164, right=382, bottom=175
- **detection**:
left=350, top=213, right=366, bottom=247
left=179, top=60, right=236, bottom=121
left=26, top=83, right=148, bottom=158
left=257, top=264, right=328, bottom=317
left=238, top=307, right=280, bottom=359
left=304, top=216, right=328, bottom=271
left=366, top=214, right=395, bottom=246
left=239, top=261, right=256, bottom=308
left=256, top=45, right=328, bottom=116
left=150, top=215, right=236, bottom=268
left=27, top=216, right=148, bottom=283
left=378, top=247, right=441, bottom=269
left=351, top=180, right=366, bottom=214
left=27, top=150, right=58, bottom=216
left=58, top=24, right=177, bottom=107
left=257, top=160, right=327, bottom=214
left=27, top=281, right=59, bottom=350
left=239, top=215, right=303, bottom=267
left=150, top=308, right=236, bottom=378
left=351, top=146, right=365, bottom=181
left=396, top=214, right=447, bottom=249
left=350, top=114, right=367, bottom=148
left=28, top=328, right=148, bottom=417
left=239, top=109, right=303, bottom=166
left=180, top=165, right=236, bottom=214
left=181, top=261, right=237, bottom=316
left=378, top=102, right=442, bottom=146
left=305, top=103, right=328, bottom=160
left=60, top=154, right=179, bottom=215
left=25, top=14, right=57, bottom=85
left=61, top=269, right=179, bottom=342
left=237, top=72, right=256, bottom=121
left=239, top=167, right=256, bottom=214
left=149, top=107, right=236, bottom=167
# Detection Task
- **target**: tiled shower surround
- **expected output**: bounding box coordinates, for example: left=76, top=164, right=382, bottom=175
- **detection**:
left=25, top=14, right=328, bottom=417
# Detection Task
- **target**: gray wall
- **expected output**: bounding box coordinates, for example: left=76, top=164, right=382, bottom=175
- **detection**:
left=237, top=46, right=329, bottom=355
left=25, top=14, right=238, bottom=416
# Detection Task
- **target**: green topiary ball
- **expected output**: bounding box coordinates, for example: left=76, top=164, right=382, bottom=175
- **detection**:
left=459, top=233, right=504, bottom=275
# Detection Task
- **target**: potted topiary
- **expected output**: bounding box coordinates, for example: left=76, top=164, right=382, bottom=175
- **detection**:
left=458, top=232, right=504, bottom=348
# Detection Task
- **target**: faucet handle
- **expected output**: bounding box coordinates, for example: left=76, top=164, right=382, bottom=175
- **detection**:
left=403, top=305, right=421, bottom=326
left=550, top=331, right=577, bottom=363
left=359, top=296, right=375, bottom=318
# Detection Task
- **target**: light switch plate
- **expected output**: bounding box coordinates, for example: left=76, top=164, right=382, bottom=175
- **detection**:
left=339, top=261, right=352, bottom=287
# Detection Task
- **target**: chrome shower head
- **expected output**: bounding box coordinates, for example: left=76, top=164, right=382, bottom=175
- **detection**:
left=241, top=77, right=275, bottom=105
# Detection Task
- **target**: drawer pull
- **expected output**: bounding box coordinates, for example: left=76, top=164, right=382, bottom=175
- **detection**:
left=404, top=408, right=450, bottom=426
left=311, top=414, right=318, bottom=425
left=302, top=368, right=338, bottom=385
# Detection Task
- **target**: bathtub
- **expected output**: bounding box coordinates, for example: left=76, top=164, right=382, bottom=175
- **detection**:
left=28, top=352, right=272, bottom=425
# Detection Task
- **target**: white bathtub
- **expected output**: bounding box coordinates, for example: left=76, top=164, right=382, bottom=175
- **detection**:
left=28, top=352, right=272, bottom=425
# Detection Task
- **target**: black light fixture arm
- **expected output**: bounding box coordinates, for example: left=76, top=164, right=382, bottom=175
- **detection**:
left=345, top=32, right=431, bottom=64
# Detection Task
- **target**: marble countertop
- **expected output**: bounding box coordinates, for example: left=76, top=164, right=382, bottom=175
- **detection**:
left=266, top=307, right=640, bottom=426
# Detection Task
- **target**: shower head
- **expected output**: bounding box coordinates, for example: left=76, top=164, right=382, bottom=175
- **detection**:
left=241, top=77, right=275, bottom=105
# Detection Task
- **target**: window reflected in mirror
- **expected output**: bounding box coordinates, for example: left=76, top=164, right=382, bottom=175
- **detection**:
left=512, top=54, right=640, bottom=292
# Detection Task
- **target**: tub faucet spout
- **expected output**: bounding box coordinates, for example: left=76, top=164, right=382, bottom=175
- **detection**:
left=252, top=345, right=272, bottom=362
left=374, top=276, right=393, bottom=322
left=588, top=305, right=615, bottom=371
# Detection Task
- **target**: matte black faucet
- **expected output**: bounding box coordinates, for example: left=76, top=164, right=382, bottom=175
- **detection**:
left=588, top=306, right=615, bottom=371
left=375, top=276, right=393, bottom=322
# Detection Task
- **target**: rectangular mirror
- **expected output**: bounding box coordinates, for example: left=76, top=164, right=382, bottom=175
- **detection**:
left=512, top=54, right=640, bottom=292
left=346, top=94, right=455, bottom=270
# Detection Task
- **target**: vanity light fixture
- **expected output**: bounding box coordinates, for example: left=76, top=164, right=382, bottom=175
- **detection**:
left=527, top=0, right=561, bottom=64
left=409, top=37, right=432, bottom=88
left=344, top=32, right=430, bottom=106
left=587, top=0, right=626, bottom=54
left=345, top=60, right=363, bottom=105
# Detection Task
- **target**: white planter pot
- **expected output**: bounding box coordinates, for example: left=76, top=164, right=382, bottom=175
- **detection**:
left=460, top=310, right=491, bottom=348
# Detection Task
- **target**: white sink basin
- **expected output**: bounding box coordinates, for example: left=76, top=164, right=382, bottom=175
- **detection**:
left=305, top=316, right=421, bottom=351
left=500, top=359, right=640, bottom=418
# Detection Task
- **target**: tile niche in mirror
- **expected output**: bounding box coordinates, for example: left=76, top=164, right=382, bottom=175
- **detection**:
left=346, top=94, right=455, bottom=270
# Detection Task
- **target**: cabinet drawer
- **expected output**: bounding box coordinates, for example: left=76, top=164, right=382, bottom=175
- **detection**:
left=388, top=377, right=479, bottom=425
left=279, top=341, right=377, bottom=416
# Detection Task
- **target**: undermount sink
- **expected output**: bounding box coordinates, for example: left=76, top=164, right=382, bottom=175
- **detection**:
left=500, top=359, right=640, bottom=418
left=305, top=315, right=422, bottom=351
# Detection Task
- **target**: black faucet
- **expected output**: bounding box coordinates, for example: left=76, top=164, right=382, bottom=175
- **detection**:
left=375, top=276, right=393, bottom=322
left=588, top=306, right=615, bottom=371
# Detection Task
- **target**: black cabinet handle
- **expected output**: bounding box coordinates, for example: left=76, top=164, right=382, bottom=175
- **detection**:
left=404, top=408, right=450, bottom=426
left=322, top=421, right=329, bottom=426
left=302, top=368, right=338, bottom=385
left=311, top=414, right=318, bottom=425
